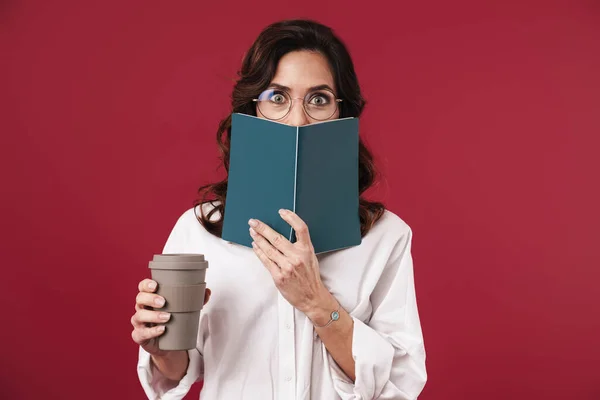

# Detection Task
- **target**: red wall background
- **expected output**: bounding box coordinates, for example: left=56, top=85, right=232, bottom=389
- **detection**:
left=1, top=1, right=599, bottom=399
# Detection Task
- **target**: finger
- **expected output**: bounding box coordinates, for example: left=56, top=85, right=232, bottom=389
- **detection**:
left=279, top=209, right=312, bottom=246
left=138, top=279, right=158, bottom=293
left=132, top=309, right=171, bottom=327
left=250, top=227, right=291, bottom=268
left=248, top=218, right=294, bottom=255
left=136, top=292, right=166, bottom=309
left=132, top=325, right=165, bottom=344
left=252, top=241, right=283, bottom=281
left=204, top=288, right=212, bottom=305
left=134, top=304, right=158, bottom=328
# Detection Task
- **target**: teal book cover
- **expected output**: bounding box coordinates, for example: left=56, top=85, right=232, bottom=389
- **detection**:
left=221, top=113, right=361, bottom=254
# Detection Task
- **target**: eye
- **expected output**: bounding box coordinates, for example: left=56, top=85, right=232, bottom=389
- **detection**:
left=308, top=93, right=331, bottom=106
left=257, top=89, right=289, bottom=105
left=270, top=93, right=287, bottom=104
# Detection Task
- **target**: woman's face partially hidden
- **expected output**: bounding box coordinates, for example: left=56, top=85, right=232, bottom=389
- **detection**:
left=256, top=50, right=340, bottom=126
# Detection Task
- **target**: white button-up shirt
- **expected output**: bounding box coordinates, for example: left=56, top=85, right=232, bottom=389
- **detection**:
left=137, top=204, right=427, bottom=399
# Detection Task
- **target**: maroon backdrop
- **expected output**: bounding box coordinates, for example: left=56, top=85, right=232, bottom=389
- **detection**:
left=1, top=1, right=599, bottom=399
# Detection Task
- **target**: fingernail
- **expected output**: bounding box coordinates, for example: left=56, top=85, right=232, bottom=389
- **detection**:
left=159, top=312, right=170, bottom=321
left=148, top=281, right=157, bottom=290
left=279, top=209, right=287, bottom=215
left=249, top=227, right=256, bottom=236
left=157, top=325, right=165, bottom=333
left=251, top=241, right=257, bottom=248
left=248, top=219, right=258, bottom=227
left=154, top=297, right=165, bottom=307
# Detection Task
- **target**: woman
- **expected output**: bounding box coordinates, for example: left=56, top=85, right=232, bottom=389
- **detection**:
left=132, top=19, right=427, bottom=400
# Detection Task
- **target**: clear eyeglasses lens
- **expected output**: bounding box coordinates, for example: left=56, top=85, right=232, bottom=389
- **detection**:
left=255, top=88, right=339, bottom=121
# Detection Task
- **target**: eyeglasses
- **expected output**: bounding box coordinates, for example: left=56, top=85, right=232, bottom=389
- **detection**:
left=253, top=87, right=342, bottom=121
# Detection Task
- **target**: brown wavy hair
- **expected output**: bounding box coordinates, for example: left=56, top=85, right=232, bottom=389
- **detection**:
left=194, top=19, right=385, bottom=238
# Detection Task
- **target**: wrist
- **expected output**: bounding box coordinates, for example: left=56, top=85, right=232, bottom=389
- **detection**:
left=150, top=350, right=189, bottom=381
left=150, top=348, right=181, bottom=364
left=305, top=290, right=339, bottom=326
left=151, top=349, right=187, bottom=365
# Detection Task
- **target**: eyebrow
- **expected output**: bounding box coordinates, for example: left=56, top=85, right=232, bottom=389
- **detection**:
left=269, top=83, right=336, bottom=93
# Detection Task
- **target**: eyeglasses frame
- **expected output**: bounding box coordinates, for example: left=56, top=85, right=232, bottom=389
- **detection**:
left=252, top=87, right=343, bottom=121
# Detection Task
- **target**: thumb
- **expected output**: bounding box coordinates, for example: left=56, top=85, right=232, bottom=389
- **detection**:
left=203, top=288, right=212, bottom=305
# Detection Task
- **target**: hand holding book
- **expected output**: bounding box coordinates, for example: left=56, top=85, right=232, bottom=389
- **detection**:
left=247, top=209, right=336, bottom=315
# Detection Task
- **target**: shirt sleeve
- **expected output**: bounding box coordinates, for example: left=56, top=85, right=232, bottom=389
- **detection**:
left=137, top=347, right=203, bottom=400
left=329, top=227, right=427, bottom=400
left=136, top=208, right=205, bottom=399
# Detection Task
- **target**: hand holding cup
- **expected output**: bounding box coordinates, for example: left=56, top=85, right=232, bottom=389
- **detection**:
left=131, top=278, right=211, bottom=356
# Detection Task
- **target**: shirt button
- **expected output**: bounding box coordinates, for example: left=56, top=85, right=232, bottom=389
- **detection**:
left=285, top=323, right=291, bottom=330
left=285, top=376, right=292, bottom=382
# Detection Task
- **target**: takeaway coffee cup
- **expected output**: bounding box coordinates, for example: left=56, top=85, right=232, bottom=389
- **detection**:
left=148, top=254, right=208, bottom=350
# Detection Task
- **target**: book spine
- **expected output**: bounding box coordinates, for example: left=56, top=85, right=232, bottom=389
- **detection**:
left=290, top=127, right=299, bottom=241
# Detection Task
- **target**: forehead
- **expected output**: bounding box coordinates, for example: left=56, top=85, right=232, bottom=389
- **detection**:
left=270, top=50, right=335, bottom=94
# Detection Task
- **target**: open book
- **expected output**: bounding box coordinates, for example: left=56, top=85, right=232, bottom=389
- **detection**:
left=221, top=113, right=361, bottom=254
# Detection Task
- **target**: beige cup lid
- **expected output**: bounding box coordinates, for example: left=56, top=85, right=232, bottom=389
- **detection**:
left=153, top=254, right=205, bottom=262
left=149, top=254, right=208, bottom=270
